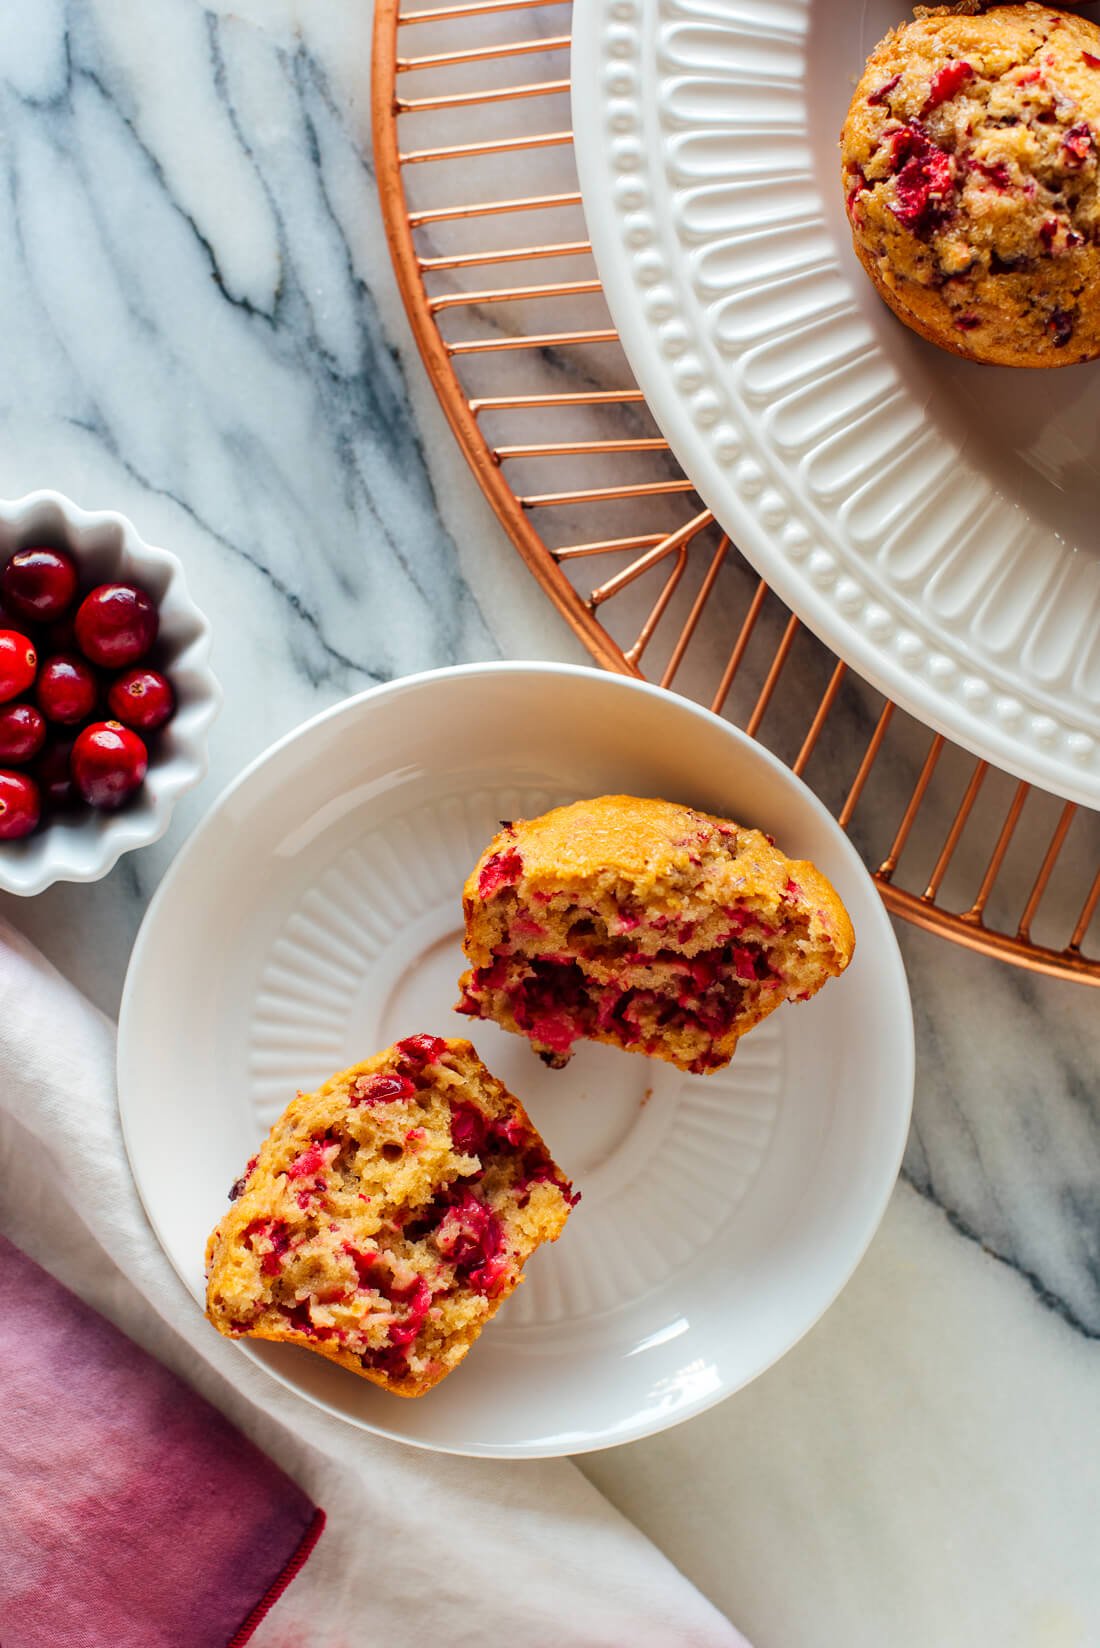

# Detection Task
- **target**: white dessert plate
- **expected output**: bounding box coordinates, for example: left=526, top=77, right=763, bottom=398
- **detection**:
left=571, top=0, right=1100, bottom=809
left=118, top=663, right=913, bottom=1458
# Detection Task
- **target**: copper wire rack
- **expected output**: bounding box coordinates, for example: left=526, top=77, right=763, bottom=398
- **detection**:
left=371, top=0, right=1100, bottom=985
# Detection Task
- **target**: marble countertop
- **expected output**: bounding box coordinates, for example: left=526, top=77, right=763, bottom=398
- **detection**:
left=0, top=3, right=1097, bottom=1644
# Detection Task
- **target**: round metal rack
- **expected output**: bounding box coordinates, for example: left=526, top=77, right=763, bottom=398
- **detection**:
left=371, top=0, right=1099, bottom=986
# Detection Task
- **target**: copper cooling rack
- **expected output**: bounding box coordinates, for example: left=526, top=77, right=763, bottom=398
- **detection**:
left=371, top=0, right=1099, bottom=985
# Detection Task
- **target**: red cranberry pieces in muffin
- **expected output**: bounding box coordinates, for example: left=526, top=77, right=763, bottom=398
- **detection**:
left=204, top=1037, right=577, bottom=1397
left=457, top=797, right=854, bottom=1075
left=0, top=704, right=46, bottom=764
left=0, top=771, right=41, bottom=839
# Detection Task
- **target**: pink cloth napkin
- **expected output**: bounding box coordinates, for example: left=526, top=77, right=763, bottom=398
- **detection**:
left=0, top=917, right=746, bottom=1648
left=0, top=1233, right=324, bottom=1648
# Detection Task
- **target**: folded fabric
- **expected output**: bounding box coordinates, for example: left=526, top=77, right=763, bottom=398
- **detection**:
left=0, top=1233, right=324, bottom=1648
left=0, top=918, right=746, bottom=1648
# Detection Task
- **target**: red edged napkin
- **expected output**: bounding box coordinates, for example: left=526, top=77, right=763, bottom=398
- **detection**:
left=0, top=1234, right=324, bottom=1648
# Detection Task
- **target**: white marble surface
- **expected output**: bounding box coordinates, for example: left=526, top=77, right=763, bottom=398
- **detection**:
left=0, top=2, right=1098, bottom=1644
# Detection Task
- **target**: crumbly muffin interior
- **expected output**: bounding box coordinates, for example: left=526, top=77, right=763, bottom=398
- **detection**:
left=458, top=806, right=851, bottom=1075
left=205, top=1037, right=577, bottom=1396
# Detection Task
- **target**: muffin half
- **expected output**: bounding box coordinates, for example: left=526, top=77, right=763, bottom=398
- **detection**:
left=457, top=796, right=854, bottom=1075
left=206, top=1036, right=577, bottom=1396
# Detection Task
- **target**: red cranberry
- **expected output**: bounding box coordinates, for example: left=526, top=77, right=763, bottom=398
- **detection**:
left=34, top=736, right=77, bottom=806
left=36, top=654, right=99, bottom=725
left=107, top=667, right=175, bottom=732
left=71, top=721, right=148, bottom=809
left=0, top=631, right=37, bottom=703
left=0, top=703, right=46, bottom=764
left=0, top=599, right=37, bottom=639
left=74, top=583, right=158, bottom=668
left=1, top=547, right=78, bottom=622
left=0, top=770, right=41, bottom=838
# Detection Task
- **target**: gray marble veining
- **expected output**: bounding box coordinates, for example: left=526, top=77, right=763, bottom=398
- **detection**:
left=0, top=4, right=1097, bottom=1644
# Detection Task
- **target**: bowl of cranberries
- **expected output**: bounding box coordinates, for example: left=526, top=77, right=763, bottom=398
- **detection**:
left=0, top=491, right=219, bottom=894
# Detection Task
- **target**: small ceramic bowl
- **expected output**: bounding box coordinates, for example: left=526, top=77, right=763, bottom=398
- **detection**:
left=0, top=491, right=220, bottom=895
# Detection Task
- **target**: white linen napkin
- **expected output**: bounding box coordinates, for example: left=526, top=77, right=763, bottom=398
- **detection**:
left=0, top=918, right=745, bottom=1648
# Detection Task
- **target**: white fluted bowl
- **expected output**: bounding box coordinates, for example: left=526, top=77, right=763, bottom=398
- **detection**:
left=0, top=491, right=220, bottom=895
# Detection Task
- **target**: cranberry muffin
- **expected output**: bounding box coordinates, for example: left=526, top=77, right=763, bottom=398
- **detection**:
left=205, top=1036, right=577, bottom=1397
left=842, top=4, right=1100, bottom=365
left=456, top=796, right=854, bottom=1075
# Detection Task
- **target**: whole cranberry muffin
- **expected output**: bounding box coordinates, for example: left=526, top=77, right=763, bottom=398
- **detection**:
left=205, top=1036, right=577, bottom=1397
left=456, top=796, right=854, bottom=1075
left=841, top=4, right=1100, bottom=365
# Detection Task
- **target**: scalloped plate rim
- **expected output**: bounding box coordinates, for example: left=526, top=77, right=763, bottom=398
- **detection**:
left=570, top=0, right=1100, bottom=809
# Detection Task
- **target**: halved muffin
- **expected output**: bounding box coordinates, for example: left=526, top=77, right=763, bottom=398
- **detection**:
left=456, top=796, right=854, bottom=1075
left=205, top=1036, right=577, bottom=1397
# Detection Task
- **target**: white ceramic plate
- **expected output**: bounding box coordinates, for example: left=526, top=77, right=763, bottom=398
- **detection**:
left=118, top=663, right=912, bottom=1457
left=571, top=0, right=1100, bottom=808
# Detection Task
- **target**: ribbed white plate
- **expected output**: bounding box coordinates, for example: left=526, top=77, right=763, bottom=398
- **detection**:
left=571, top=0, right=1100, bottom=808
left=118, top=664, right=913, bottom=1457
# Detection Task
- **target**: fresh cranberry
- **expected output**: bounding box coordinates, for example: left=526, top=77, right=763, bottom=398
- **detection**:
left=74, top=583, right=158, bottom=668
left=0, top=770, right=41, bottom=838
left=71, top=721, right=148, bottom=809
left=36, top=654, right=99, bottom=725
left=921, top=60, right=973, bottom=116
left=34, top=735, right=76, bottom=805
left=0, top=703, right=46, bottom=764
left=107, top=667, right=174, bottom=732
left=348, top=1071, right=416, bottom=1106
left=478, top=849, right=523, bottom=898
left=0, top=631, right=37, bottom=703
left=396, top=1034, right=448, bottom=1066
left=1, top=547, right=78, bottom=622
